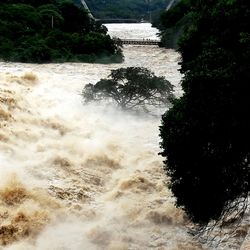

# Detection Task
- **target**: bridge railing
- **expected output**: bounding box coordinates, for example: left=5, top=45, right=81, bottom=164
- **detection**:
left=117, top=39, right=160, bottom=46
left=96, top=19, right=140, bottom=23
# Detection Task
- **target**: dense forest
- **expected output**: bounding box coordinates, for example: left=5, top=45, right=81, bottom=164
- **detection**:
left=0, top=0, right=123, bottom=63
left=79, top=0, right=173, bottom=21
left=160, top=0, right=250, bottom=227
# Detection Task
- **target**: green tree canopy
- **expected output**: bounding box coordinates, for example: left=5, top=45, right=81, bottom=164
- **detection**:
left=0, top=0, right=123, bottom=63
left=160, top=0, right=250, bottom=226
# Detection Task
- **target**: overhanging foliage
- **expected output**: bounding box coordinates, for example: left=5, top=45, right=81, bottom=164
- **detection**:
left=160, top=0, right=250, bottom=226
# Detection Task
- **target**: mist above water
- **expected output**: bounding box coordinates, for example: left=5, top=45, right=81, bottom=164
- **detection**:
left=0, top=23, right=247, bottom=250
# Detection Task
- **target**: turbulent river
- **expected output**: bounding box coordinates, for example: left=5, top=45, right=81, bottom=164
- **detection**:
left=0, top=23, right=249, bottom=250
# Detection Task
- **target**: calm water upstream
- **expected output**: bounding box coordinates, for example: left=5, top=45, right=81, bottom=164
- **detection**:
left=0, top=23, right=248, bottom=250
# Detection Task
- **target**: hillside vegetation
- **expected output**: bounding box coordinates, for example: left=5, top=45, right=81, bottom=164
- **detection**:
left=155, top=0, right=191, bottom=48
left=160, top=0, right=250, bottom=227
left=0, top=0, right=123, bottom=63
left=81, top=0, right=172, bottom=21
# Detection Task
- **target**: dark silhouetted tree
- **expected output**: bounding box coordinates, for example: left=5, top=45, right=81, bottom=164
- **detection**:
left=160, top=0, right=250, bottom=227
left=82, top=67, right=174, bottom=111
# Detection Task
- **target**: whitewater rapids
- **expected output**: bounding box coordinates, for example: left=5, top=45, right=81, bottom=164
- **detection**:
left=0, top=23, right=248, bottom=249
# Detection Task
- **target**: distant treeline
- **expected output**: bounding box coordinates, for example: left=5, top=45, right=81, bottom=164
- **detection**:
left=80, top=0, right=172, bottom=21
left=0, top=0, right=123, bottom=63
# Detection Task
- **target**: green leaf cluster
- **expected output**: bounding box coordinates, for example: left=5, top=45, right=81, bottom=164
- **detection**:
left=0, top=0, right=123, bottom=63
left=160, top=0, right=250, bottom=225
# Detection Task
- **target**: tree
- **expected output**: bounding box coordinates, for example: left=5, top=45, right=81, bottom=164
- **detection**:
left=160, top=0, right=250, bottom=227
left=82, top=67, right=174, bottom=111
left=0, top=0, right=123, bottom=63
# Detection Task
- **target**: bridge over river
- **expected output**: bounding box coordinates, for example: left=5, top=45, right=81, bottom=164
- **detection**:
left=119, top=39, right=160, bottom=46
left=95, top=18, right=141, bottom=24
left=80, top=0, right=176, bottom=46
